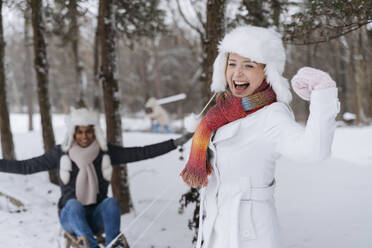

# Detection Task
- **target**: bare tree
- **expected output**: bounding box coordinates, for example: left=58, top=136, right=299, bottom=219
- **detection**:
left=24, top=4, right=34, bottom=131
left=31, top=0, right=58, bottom=184
left=0, top=0, right=15, bottom=160
left=98, top=0, right=133, bottom=214
left=366, top=28, right=372, bottom=118
left=204, top=0, right=226, bottom=100
left=151, top=38, right=162, bottom=99
left=68, top=0, right=87, bottom=105
left=345, top=28, right=369, bottom=123
left=283, top=0, right=372, bottom=45
left=93, top=8, right=102, bottom=111
left=176, top=0, right=226, bottom=103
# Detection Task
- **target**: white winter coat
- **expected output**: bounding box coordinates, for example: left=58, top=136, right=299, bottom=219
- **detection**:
left=196, top=88, right=340, bottom=248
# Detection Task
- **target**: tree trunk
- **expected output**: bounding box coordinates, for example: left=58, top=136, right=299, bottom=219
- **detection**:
left=330, top=40, right=342, bottom=117
left=99, top=0, right=133, bottom=214
left=151, top=38, right=162, bottom=99
left=344, top=34, right=356, bottom=116
left=69, top=0, right=86, bottom=105
left=31, top=0, right=58, bottom=184
left=354, top=28, right=368, bottom=123
left=345, top=33, right=363, bottom=123
left=241, top=0, right=267, bottom=27
left=270, top=0, right=281, bottom=28
left=0, top=0, right=15, bottom=160
left=366, top=28, right=372, bottom=118
left=138, top=48, right=151, bottom=100
left=24, top=6, right=34, bottom=131
left=93, top=19, right=101, bottom=111
left=200, top=0, right=226, bottom=103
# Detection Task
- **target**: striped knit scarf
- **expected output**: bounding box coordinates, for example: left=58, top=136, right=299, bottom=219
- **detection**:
left=181, top=82, right=276, bottom=188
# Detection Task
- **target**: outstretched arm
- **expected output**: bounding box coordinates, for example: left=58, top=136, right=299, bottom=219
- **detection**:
left=108, top=139, right=177, bottom=164
left=0, top=146, right=61, bottom=175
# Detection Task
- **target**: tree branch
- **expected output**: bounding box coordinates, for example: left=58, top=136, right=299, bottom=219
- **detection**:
left=284, top=20, right=372, bottom=45
left=176, top=0, right=204, bottom=39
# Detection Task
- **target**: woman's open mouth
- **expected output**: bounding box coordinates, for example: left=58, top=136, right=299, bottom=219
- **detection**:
left=234, top=81, right=250, bottom=90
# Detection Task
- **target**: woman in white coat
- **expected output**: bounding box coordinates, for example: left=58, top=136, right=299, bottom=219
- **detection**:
left=180, top=26, right=340, bottom=248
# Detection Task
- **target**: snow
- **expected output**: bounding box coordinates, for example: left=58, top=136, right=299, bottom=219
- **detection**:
left=0, top=114, right=371, bottom=248
left=343, top=112, right=356, bottom=121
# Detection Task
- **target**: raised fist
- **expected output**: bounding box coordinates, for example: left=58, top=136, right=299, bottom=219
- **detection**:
left=291, top=67, right=336, bottom=101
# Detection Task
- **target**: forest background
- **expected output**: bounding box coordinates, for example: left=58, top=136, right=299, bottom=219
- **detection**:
left=0, top=0, right=371, bottom=244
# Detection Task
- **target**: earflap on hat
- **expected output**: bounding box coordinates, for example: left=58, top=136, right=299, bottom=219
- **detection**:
left=61, top=123, right=75, bottom=152
left=265, top=64, right=292, bottom=104
left=211, top=52, right=228, bottom=93
left=59, top=154, right=72, bottom=184
left=101, top=154, right=112, bottom=181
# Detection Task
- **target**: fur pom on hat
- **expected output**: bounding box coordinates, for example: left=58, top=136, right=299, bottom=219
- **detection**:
left=59, top=107, right=112, bottom=184
left=211, top=26, right=292, bottom=104
left=184, top=113, right=201, bottom=133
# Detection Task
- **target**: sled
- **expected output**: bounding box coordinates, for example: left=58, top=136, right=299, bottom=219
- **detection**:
left=64, top=231, right=105, bottom=248
left=64, top=231, right=130, bottom=248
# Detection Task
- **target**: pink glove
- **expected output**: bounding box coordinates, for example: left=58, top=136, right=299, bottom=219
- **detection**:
left=291, top=67, right=336, bottom=101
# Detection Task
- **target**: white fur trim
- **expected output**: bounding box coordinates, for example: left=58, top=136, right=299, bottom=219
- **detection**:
left=101, top=154, right=112, bottom=181
left=265, top=65, right=292, bottom=103
left=211, top=53, right=228, bottom=92
left=145, top=97, right=157, bottom=108
left=59, top=154, right=72, bottom=184
left=67, top=107, right=100, bottom=126
left=184, top=113, right=201, bottom=133
left=210, top=25, right=292, bottom=104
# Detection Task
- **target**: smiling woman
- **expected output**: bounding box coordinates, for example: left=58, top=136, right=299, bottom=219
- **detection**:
left=180, top=25, right=340, bottom=248
left=225, top=53, right=266, bottom=98
left=0, top=107, right=194, bottom=248
left=74, top=126, right=96, bottom=148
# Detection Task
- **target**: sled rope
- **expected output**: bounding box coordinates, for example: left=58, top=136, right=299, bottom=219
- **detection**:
left=107, top=177, right=177, bottom=248
left=131, top=197, right=174, bottom=247
left=126, top=183, right=173, bottom=231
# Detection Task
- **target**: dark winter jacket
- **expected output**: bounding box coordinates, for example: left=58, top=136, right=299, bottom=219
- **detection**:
left=0, top=140, right=176, bottom=214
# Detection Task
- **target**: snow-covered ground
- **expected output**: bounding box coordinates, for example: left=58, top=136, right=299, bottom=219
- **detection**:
left=0, top=114, right=371, bottom=248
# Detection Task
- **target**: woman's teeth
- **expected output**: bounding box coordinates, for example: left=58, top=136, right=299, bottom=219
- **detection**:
left=234, top=81, right=250, bottom=89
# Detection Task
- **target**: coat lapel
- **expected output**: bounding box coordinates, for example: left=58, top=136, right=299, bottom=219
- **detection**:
left=212, top=120, right=242, bottom=144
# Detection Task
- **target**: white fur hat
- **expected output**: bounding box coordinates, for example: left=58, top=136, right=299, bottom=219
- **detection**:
left=62, top=107, right=107, bottom=152
left=60, top=107, right=112, bottom=184
left=145, top=97, right=158, bottom=108
left=211, top=25, right=292, bottom=104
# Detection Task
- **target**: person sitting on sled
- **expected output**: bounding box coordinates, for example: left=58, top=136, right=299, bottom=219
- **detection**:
left=181, top=26, right=340, bottom=248
left=0, top=107, right=192, bottom=248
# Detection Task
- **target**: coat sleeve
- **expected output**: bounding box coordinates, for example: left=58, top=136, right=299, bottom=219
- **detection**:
left=265, top=88, right=340, bottom=162
left=108, top=139, right=177, bottom=164
left=0, top=145, right=61, bottom=175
